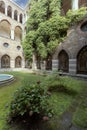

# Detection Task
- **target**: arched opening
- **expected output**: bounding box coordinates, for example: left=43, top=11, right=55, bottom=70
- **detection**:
left=1, top=54, right=10, bottom=68
left=7, top=6, right=12, bottom=18
left=14, top=10, right=18, bottom=21
left=0, top=20, right=11, bottom=38
left=77, top=46, right=87, bottom=75
left=19, top=13, right=23, bottom=23
left=15, top=56, right=22, bottom=68
left=58, top=50, right=69, bottom=72
left=46, top=55, right=52, bottom=70
left=14, top=26, right=22, bottom=41
left=0, top=1, right=5, bottom=14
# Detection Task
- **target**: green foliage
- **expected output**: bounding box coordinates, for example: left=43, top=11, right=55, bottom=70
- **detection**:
left=73, top=86, right=87, bottom=128
left=9, top=80, right=53, bottom=121
left=46, top=72, right=83, bottom=95
left=23, top=0, right=61, bottom=59
left=23, top=2, right=87, bottom=61
left=73, top=107, right=87, bottom=128
left=66, top=7, right=87, bottom=25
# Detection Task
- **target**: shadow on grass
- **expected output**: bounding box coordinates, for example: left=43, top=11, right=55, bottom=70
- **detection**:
left=4, top=115, right=55, bottom=130
left=48, top=84, right=77, bottom=96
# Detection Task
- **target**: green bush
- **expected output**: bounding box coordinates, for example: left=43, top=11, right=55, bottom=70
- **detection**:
left=46, top=72, right=82, bottom=95
left=9, top=81, right=53, bottom=122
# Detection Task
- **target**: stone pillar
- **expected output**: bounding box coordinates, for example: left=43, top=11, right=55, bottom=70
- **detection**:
left=5, top=5, right=7, bottom=16
left=72, top=0, right=78, bottom=10
left=32, top=53, right=37, bottom=70
left=10, top=58, right=15, bottom=68
left=52, top=59, right=58, bottom=71
left=11, top=29, right=14, bottom=40
left=22, top=58, right=25, bottom=68
left=0, top=60, right=1, bottom=68
left=22, top=15, right=24, bottom=24
left=12, top=10, right=14, bottom=19
left=18, top=14, right=20, bottom=22
left=41, top=61, right=46, bottom=70
left=69, top=59, right=77, bottom=74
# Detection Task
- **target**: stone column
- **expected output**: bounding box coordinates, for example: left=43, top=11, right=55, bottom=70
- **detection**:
left=10, top=58, right=15, bottom=68
left=11, top=28, right=14, bottom=40
left=41, top=61, right=46, bottom=70
left=12, top=10, right=14, bottom=19
left=52, top=59, right=58, bottom=71
left=32, top=53, right=37, bottom=70
left=0, top=60, right=1, bottom=68
left=69, top=59, right=77, bottom=74
left=72, top=0, right=78, bottom=10
left=22, top=58, right=25, bottom=68
left=5, top=5, right=7, bottom=16
left=18, top=14, right=20, bottom=22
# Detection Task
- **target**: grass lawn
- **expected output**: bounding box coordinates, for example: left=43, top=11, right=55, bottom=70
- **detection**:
left=0, top=71, right=87, bottom=130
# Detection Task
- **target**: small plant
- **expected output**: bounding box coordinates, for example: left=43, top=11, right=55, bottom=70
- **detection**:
left=9, top=80, right=53, bottom=124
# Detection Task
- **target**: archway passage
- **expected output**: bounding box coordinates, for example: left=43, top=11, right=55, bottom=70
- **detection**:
left=58, top=50, right=69, bottom=72
left=77, top=46, right=87, bottom=74
left=1, top=55, right=10, bottom=68
left=46, top=55, right=52, bottom=70
left=15, top=56, right=22, bottom=68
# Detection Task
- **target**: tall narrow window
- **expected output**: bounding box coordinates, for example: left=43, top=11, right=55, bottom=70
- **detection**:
left=7, top=6, right=12, bottom=18
left=14, top=10, right=18, bottom=21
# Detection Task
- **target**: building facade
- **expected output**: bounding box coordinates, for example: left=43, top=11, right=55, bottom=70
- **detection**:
left=0, top=0, right=28, bottom=69
left=52, top=0, right=87, bottom=76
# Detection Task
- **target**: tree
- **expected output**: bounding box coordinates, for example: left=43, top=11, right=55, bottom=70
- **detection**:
left=22, top=0, right=87, bottom=68
left=23, top=0, right=62, bottom=65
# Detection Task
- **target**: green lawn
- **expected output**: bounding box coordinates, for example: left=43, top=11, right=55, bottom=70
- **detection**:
left=0, top=71, right=87, bottom=130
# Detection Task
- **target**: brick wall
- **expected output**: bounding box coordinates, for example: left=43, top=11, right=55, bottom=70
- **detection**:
left=79, top=0, right=87, bottom=7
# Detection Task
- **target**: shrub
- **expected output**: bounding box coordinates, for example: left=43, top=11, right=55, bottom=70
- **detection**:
left=9, top=81, right=53, bottom=123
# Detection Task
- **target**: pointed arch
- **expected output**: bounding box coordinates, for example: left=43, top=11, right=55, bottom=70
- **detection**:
left=58, top=50, right=69, bottom=72
left=1, top=54, right=10, bottom=68
left=15, top=56, right=22, bottom=68
left=77, top=46, right=87, bottom=74
left=14, top=26, right=22, bottom=41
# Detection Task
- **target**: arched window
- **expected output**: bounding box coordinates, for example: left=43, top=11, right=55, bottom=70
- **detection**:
left=77, top=46, right=87, bottom=74
left=15, top=56, right=22, bottom=68
left=14, top=10, right=18, bottom=21
left=19, top=13, right=23, bottom=23
left=14, top=26, right=22, bottom=41
left=0, top=20, right=11, bottom=38
left=7, top=6, right=12, bottom=18
left=0, top=1, right=5, bottom=14
left=1, top=55, right=10, bottom=68
left=81, top=22, right=87, bottom=32
left=58, top=50, right=69, bottom=72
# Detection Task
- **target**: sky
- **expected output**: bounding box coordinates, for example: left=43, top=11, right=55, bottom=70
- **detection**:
left=12, top=0, right=29, bottom=8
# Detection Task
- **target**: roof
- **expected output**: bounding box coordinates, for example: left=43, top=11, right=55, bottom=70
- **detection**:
left=11, top=0, right=29, bottom=9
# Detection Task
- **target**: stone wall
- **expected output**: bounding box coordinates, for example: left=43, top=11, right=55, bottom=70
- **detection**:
left=53, top=18, right=87, bottom=75
left=0, top=0, right=29, bottom=69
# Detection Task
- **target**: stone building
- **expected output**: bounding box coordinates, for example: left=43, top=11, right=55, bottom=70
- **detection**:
left=0, top=0, right=28, bottom=69
left=52, top=0, right=87, bottom=76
